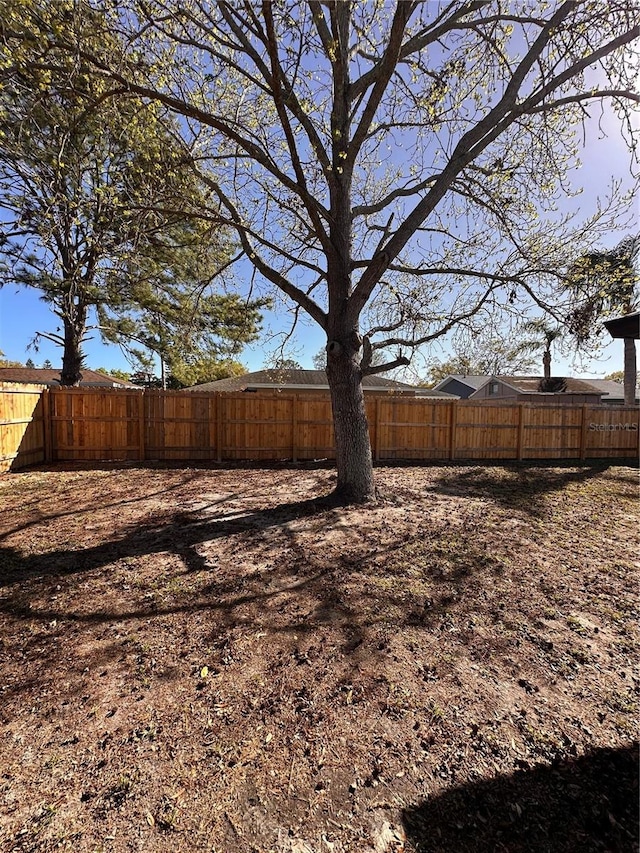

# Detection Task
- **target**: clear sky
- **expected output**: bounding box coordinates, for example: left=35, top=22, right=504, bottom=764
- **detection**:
left=0, top=93, right=636, bottom=381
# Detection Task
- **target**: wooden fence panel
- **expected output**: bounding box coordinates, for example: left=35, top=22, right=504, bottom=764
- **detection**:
left=221, top=394, right=294, bottom=460
left=453, top=402, right=520, bottom=459
left=523, top=405, right=584, bottom=459
left=583, top=406, right=640, bottom=459
left=0, top=384, right=46, bottom=472
left=295, top=396, right=335, bottom=460
left=145, top=391, right=219, bottom=461
left=50, top=387, right=142, bottom=461
left=377, top=397, right=452, bottom=460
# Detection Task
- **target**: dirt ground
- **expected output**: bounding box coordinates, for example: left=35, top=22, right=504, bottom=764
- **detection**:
left=0, top=460, right=638, bottom=853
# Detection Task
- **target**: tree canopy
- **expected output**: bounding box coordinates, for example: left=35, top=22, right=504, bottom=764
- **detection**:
left=0, top=0, right=264, bottom=384
left=12, top=1, right=639, bottom=499
left=423, top=330, right=539, bottom=386
left=566, top=235, right=639, bottom=404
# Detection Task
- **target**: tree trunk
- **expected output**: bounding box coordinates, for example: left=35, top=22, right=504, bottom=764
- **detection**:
left=543, top=348, right=551, bottom=380
left=60, top=315, right=86, bottom=386
left=623, top=337, right=637, bottom=406
left=325, top=338, right=376, bottom=504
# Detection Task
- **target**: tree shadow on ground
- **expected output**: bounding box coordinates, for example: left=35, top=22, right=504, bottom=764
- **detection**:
left=421, top=461, right=634, bottom=517
left=0, top=492, right=339, bottom=589
left=402, top=743, right=639, bottom=853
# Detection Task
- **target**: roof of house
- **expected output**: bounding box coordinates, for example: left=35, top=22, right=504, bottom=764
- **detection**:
left=0, top=368, right=137, bottom=388
left=186, top=368, right=456, bottom=397
left=472, top=375, right=604, bottom=396
left=579, top=379, right=632, bottom=400
left=433, top=374, right=491, bottom=391
left=604, top=311, right=640, bottom=340
left=435, top=373, right=607, bottom=396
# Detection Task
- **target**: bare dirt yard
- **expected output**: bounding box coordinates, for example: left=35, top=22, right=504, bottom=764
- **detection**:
left=0, top=461, right=638, bottom=853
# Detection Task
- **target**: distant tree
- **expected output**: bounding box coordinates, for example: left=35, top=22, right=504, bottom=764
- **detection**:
left=566, top=235, right=639, bottom=405
left=313, top=346, right=390, bottom=374
left=518, top=320, right=564, bottom=385
left=0, top=0, right=246, bottom=386
left=129, top=370, right=162, bottom=389
left=424, top=332, right=538, bottom=386
left=168, top=357, right=246, bottom=389
left=25, top=358, right=35, bottom=369
left=604, top=371, right=624, bottom=383
left=95, top=367, right=132, bottom=382
left=265, top=358, right=304, bottom=371
left=312, top=350, right=326, bottom=371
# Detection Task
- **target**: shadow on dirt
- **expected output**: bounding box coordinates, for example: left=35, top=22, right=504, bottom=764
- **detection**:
left=402, top=743, right=639, bottom=853
left=421, top=461, right=634, bottom=517
left=0, top=492, right=339, bottom=590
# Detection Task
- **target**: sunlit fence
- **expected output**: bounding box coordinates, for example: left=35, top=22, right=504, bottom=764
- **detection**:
left=1, top=384, right=638, bottom=473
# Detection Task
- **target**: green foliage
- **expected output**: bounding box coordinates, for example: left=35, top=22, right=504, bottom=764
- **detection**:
left=95, top=367, right=132, bottom=381
left=566, top=236, right=639, bottom=347
left=167, top=358, right=246, bottom=388
left=0, top=0, right=261, bottom=385
left=604, top=371, right=624, bottom=383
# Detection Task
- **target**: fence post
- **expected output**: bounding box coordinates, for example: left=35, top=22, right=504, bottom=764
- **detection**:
left=138, top=390, right=146, bottom=461
left=517, top=403, right=525, bottom=461
left=579, top=405, right=589, bottom=461
left=374, top=397, right=382, bottom=462
left=42, top=387, right=52, bottom=463
left=216, top=394, right=223, bottom=462
left=292, top=394, right=298, bottom=462
left=449, top=400, right=457, bottom=460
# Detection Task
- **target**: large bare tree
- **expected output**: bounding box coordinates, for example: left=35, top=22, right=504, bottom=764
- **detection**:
left=13, top=1, right=638, bottom=499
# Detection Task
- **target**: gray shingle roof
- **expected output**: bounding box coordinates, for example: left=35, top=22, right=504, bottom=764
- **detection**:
left=579, top=379, right=630, bottom=400
left=434, top=375, right=491, bottom=391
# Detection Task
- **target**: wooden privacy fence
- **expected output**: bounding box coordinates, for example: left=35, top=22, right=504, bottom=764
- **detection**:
left=1, top=384, right=638, bottom=473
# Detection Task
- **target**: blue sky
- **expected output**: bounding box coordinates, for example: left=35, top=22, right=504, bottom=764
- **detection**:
left=1, top=92, right=636, bottom=381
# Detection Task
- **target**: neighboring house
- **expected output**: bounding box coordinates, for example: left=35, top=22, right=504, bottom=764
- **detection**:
left=433, top=374, right=606, bottom=405
left=472, top=375, right=603, bottom=405
left=0, top=368, right=137, bottom=388
left=187, top=368, right=457, bottom=398
left=580, top=379, right=639, bottom=406
left=432, top=375, right=492, bottom=399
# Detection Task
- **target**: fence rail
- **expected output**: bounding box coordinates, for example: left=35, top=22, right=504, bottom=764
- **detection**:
left=1, top=384, right=638, bottom=473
